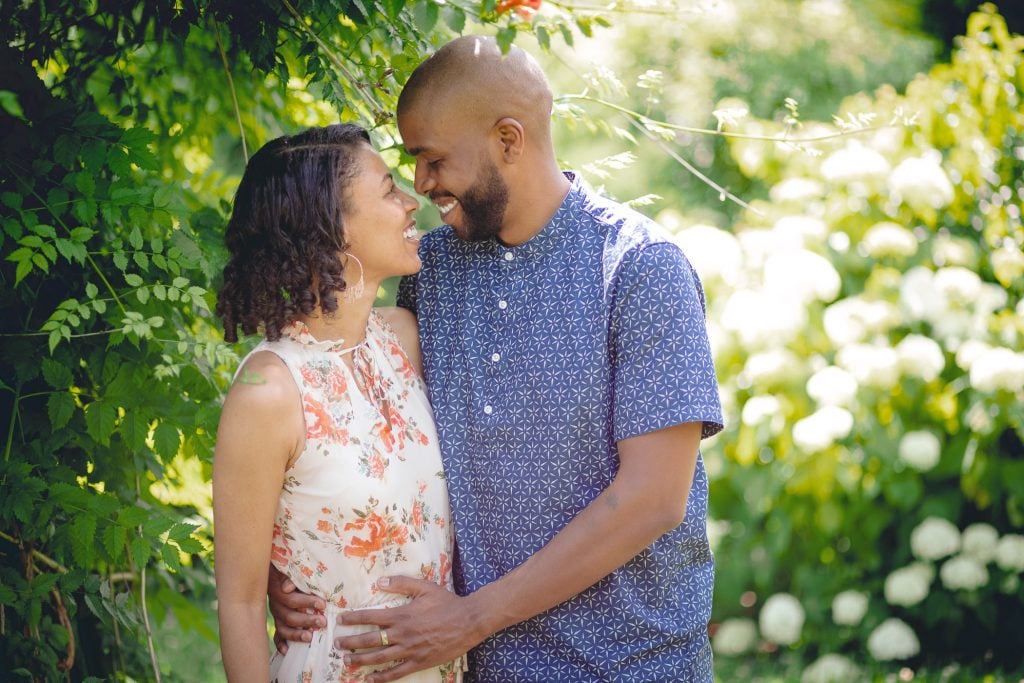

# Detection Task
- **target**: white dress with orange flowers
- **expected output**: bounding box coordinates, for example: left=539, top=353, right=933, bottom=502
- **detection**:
left=240, top=312, right=463, bottom=683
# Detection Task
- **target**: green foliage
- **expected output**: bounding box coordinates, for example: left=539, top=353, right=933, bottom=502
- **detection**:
left=0, top=0, right=581, bottom=679
left=686, top=4, right=1023, bottom=673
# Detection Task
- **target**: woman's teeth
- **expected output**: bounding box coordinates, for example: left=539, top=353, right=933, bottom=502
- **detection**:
left=403, top=226, right=419, bottom=239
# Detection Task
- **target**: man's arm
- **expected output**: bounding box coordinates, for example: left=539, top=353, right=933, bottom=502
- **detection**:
left=334, top=420, right=703, bottom=682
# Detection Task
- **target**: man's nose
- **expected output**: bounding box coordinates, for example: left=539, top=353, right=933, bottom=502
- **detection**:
left=414, top=161, right=434, bottom=196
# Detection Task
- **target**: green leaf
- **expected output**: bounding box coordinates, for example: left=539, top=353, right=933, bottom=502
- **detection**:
left=74, top=172, right=96, bottom=197
left=496, top=25, right=517, bottom=54
left=47, top=392, right=75, bottom=429
left=1, top=191, right=22, bottom=210
left=129, top=226, right=144, bottom=250
left=41, top=358, right=73, bottom=388
left=143, top=515, right=176, bottom=538
left=102, top=523, right=127, bottom=561
left=153, top=421, right=180, bottom=460
left=161, top=542, right=182, bottom=571
left=536, top=25, right=551, bottom=50
left=412, top=1, right=439, bottom=32
left=85, top=400, right=118, bottom=445
left=70, top=514, right=97, bottom=567
left=119, top=410, right=149, bottom=452
left=14, top=258, right=32, bottom=285
left=0, top=90, right=25, bottom=119
left=85, top=282, right=99, bottom=298
left=70, top=226, right=95, bottom=242
left=177, top=537, right=206, bottom=554
left=443, top=5, right=466, bottom=33
left=117, top=505, right=149, bottom=528
left=130, top=535, right=150, bottom=568
left=124, top=273, right=143, bottom=287
left=168, top=522, right=199, bottom=543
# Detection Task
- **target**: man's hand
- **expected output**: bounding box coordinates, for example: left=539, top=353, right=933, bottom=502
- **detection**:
left=334, top=577, right=481, bottom=683
left=268, top=564, right=327, bottom=655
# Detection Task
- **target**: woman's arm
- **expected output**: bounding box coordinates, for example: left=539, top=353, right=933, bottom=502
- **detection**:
left=213, top=351, right=304, bottom=682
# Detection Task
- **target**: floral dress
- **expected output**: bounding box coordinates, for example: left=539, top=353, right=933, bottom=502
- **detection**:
left=239, top=312, right=464, bottom=682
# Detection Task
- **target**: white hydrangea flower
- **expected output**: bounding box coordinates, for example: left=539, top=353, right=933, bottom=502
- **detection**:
left=867, top=618, right=921, bottom=661
left=806, top=366, right=858, bottom=407
left=712, top=618, right=758, bottom=656
left=889, top=153, right=955, bottom=212
left=995, top=534, right=1024, bottom=572
left=934, top=266, right=983, bottom=304
left=821, top=140, right=891, bottom=183
left=759, top=593, right=805, bottom=645
left=884, top=562, right=934, bottom=606
left=991, top=243, right=1024, bottom=285
left=823, top=297, right=900, bottom=346
left=961, top=523, right=999, bottom=563
left=763, top=249, right=841, bottom=304
left=911, top=517, right=961, bottom=561
left=743, top=349, right=804, bottom=386
left=969, top=347, right=1024, bottom=393
left=899, top=266, right=945, bottom=323
left=932, top=234, right=978, bottom=268
left=895, top=334, right=945, bottom=382
left=741, top=395, right=783, bottom=427
left=831, top=590, right=868, bottom=626
left=773, top=215, right=829, bottom=245
left=770, top=178, right=824, bottom=203
left=792, top=406, right=854, bottom=453
left=955, top=340, right=991, bottom=372
left=897, top=431, right=941, bottom=472
left=721, top=289, right=807, bottom=349
left=836, top=343, right=901, bottom=389
left=738, top=227, right=804, bottom=271
left=801, top=654, right=862, bottom=683
left=673, top=224, right=742, bottom=288
left=861, top=221, right=918, bottom=258
left=940, top=555, right=989, bottom=591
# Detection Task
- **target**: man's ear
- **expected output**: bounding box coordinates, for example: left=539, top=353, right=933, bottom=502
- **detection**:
left=493, top=117, right=525, bottom=162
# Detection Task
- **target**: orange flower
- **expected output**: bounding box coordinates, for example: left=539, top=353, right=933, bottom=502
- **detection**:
left=343, top=512, right=388, bottom=558
left=304, top=395, right=349, bottom=443
left=335, top=595, right=348, bottom=608
left=316, top=561, right=328, bottom=574
left=300, top=564, right=314, bottom=578
left=496, top=0, right=541, bottom=19
left=317, top=519, right=332, bottom=533
left=411, top=501, right=425, bottom=533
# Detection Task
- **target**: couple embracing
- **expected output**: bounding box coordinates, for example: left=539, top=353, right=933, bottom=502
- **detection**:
left=213, top=35, right=723, bottom=683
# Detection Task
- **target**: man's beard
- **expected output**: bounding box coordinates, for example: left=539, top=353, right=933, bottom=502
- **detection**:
left=458, top=157, right=509, bottom=243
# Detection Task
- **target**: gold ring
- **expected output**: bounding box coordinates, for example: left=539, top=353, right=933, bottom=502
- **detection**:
left=379, top=629, right=390, bottom=647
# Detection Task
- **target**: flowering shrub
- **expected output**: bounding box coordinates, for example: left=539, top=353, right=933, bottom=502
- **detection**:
left=674, top=6, right=1023, bottom=671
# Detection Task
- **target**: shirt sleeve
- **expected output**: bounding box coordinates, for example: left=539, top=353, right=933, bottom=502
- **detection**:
left=396, top=273, right=418, bottom=315
left=610, top=241, right=724, bottom=443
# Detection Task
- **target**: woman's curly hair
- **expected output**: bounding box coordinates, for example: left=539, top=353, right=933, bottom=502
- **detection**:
left=217, top=124, right=371, bottom=343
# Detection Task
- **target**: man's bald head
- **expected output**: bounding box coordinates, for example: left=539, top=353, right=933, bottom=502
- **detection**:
left=398, top=36, right=554, bottom=143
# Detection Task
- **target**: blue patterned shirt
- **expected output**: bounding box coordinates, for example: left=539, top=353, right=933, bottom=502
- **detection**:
left=397, top=173, right=724, bottom=682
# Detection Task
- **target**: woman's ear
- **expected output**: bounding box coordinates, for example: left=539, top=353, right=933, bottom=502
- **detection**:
left=493, top=117, right=525, bottom=162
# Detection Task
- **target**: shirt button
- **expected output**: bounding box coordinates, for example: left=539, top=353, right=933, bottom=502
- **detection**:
left=497, top=300, right=508, bottom=310
left=491, top=352, right=501, bottom=362
left=483, top=404, right=494, bottom=415
left=503, top=252, right=514, bottom=261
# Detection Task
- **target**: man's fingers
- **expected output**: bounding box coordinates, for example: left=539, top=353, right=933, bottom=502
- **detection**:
left=273, top=623, right=315, bottom=644
left=341, top=645, right=400, bottom=668
left=335, top=629, right=392, bottom=651
left=337, top=607, right=394, bottom=628
left=276, top=591, right=326, bottom=614
left=272, top=631, right=290, bottom=655
left=273, top=607, right=326, bottom=630
left=376, top=575, right=437, bottom=597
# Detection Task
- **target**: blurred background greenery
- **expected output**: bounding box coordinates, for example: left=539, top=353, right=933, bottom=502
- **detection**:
left=1, top=1, right=1021, bottom=681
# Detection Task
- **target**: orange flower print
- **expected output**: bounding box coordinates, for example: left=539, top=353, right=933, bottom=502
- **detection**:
left=335, top=595, right=348, bottom=609
left=343, top=510, right=409, bottom=569
left=300, top=564, right=314, bottom=578
left=317, top=519, right=332, bottom=533
left=440, top=552, right=452, bottom=585
left=317, top=561, right=328, bottom=574
left=411, top=501, right=425, bottom=534
left=421, top=562, right=437, bottom=583
left=387, top=339, right=418, bottom=381
left=304, top=394, right=349, bottom=443
left=271, top=543, right=290, bottom=565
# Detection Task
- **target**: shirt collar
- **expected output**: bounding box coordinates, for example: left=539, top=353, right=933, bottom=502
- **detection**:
left=483, top=171, right=585, bottom=262
left=280, top=319, right=362, bottom=354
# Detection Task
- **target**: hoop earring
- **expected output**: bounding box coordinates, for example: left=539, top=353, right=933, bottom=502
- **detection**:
left=340, top=252, right=365, bottom=303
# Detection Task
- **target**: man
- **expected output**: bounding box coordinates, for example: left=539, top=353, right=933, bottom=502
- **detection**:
left=271, top=35, right=723, bottom=682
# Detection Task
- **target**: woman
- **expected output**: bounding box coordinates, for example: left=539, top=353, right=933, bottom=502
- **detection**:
left=213, top=124, right=463, bottom=682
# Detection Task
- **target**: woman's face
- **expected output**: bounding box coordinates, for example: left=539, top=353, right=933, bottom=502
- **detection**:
left=341, top=144, right=422, bottom=285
